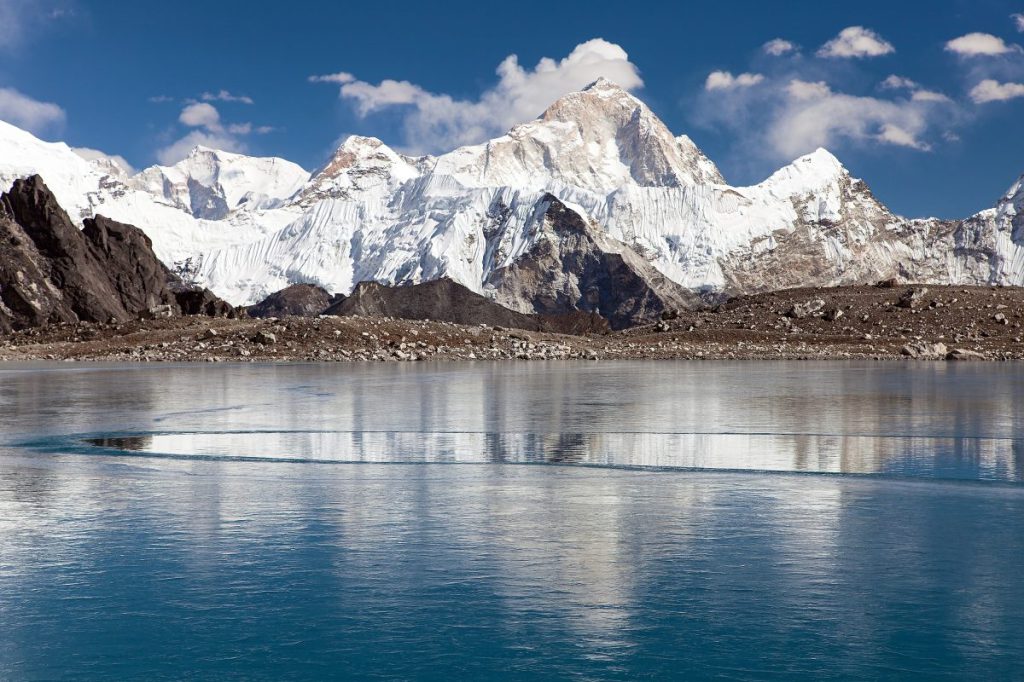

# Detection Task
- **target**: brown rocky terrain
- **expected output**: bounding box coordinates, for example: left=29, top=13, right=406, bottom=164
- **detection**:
left=2, top=283, right=1021, bottom=363
left=324, top=277, right=610, bottom=334
left=0, top=175, right=234, bottom=333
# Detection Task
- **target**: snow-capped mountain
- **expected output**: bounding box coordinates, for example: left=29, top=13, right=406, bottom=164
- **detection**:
left=1, top=79, right=1023, bottom=325
left=130, top=146, right=308, bottom=219
left=0, top=118, right=302, bottom=264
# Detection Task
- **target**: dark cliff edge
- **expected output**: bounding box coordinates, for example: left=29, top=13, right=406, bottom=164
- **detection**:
left=0, top=175, right=235, bottom=334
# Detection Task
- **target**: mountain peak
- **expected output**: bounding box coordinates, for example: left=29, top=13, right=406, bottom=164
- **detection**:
left=762, top=148, right=848, bottom=191
left=317, top=135, right=405, bottom=178
left=582, top=76, right=629, bottom=93
left=337, top=135, right=388, bottom=153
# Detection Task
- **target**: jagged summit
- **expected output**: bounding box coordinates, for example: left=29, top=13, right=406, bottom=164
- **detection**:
left=760, top=148, right=848, bottom=191
left=296, top=135, right=421, bottom=205
left=431, top=79, right=725, bottom=191
left=130, top=146, right=309, bottom=219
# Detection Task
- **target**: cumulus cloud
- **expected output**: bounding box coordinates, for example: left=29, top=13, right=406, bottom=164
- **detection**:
left=156, top=101, right=273, bottom=164
left=818, top=26, right=895, bottom=58
left=71, top=147, right=137, bottom=175
left=763, top=39, right=797, bottom=56
left=201, top=89, right=254, bottom=104
left=699, top=62, right=959, bottom=165
left=1014, top=13, right=1024, bottom=32
left=787, top=79, right=832, bottom=100
left=969, top=79, right=1024, bottom=103
left=879, top=75, right=951, bottom=102
left=881, top=75, right=917, bottom=90
left=770, top=81, right=934, bottom=153
left=179, top=102, right=221, bottom=129
left=705, top=71, right=764, bottom=90
left=911, top=89, right=952, bottom=103
left=313, top=38, right=644, bottom=153
left=308, top=72, right=355, bottom=84
left=945, top=33, right=1020, bottom=56
left=0, top=86, right=65, bottom=134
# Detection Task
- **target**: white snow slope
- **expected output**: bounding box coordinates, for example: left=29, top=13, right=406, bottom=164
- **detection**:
left=1, top=78, right=1022, bottom=307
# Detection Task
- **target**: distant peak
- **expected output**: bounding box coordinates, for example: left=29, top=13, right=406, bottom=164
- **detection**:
left=337, top=135, right=387, bottom=152
left=583, top=76, right=623, bottom=91
left=762, top=148, right=849, bottom=191
left=783, top=148, right=847, bottom=177
left=799, top=147, right=843, bottom=167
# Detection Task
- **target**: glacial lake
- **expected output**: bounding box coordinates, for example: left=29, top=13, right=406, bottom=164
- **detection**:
left=1, top=361, right=1023, bottom=679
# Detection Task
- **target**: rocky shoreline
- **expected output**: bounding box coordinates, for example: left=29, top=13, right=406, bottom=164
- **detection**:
left=2, top=284, right=1022, bottom=363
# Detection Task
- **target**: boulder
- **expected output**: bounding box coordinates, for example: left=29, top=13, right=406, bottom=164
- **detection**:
left=946, top=348, right=988, bottom=361
left=248, top=283, right=333, bottom=318
left=900, top=341, right=947, bottom=359
left=897, top=287, right=929, bottom=309
left=786, top=299, right=825, bottom=319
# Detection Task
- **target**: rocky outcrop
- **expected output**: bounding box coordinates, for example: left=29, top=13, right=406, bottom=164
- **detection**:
left=248, top=283, right=333, bottom=318
left=327, top=278, right=542, bottom=328
left=172, top=284, right=237, bottom=319
left=0, top=175, right=233, bottom=333
left=0, top=175, right=177, bottom=331
left=487, top=195, right=702, bottom=329
left=323, top=277, right=610, bottom=334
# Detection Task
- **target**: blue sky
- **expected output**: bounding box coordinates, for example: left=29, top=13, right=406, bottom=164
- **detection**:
left=1, top=0, right=1024, bottom=218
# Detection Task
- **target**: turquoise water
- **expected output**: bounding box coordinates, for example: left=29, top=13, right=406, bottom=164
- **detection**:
left=1, top=362, right=1023, bottom=679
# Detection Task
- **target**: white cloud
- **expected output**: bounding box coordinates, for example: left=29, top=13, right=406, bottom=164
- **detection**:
left=179, top=102, right=221, bottom=129
left=157, top=101, right=273, bottom=164
left=201, top=89, right=254, bottom=105
left=71, top=147, right=137, bottom=175
left=1014, top=13, right=1024, bottom=32
left=225, top=122, right=275, bottom=135
left=697, top=66, right=957, bottom=165
left=880, top=75, right=951, bottom=102
left=969, top=79, right=1024, bottom=103
left=945, top=33, right=1020, bottom=56
left=911, top=89, right=952, bottom=103
left=818, top=26, right=895, bottom=58
left=0, top=86, right=65, bottom=134
left=881, top=75, right=918, bottom=90
left=705, top=71, right=764, bottom=90
left=317, top=38, right=644, bottom=153
left=771, top=83, right=933, bottom=153
left=308, top=72, right=355, bottom=84
left=786, top=79, right=832, bottom=100
left=878, top=123, right=923, bottom=148
left=763, top=39, right=796, bottom=56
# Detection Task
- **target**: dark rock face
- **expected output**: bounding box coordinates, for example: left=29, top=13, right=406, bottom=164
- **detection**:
left=172, top=284, right=237, bottom=319
left=248, top=283, right=332, bottom=318
left=0, top=175, right=234, bottom=333
left=81, top=215, right=181, bottom=315
left=487, top=195, right=700, bottom=329
left=324, top=277, right=603, bottom=333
